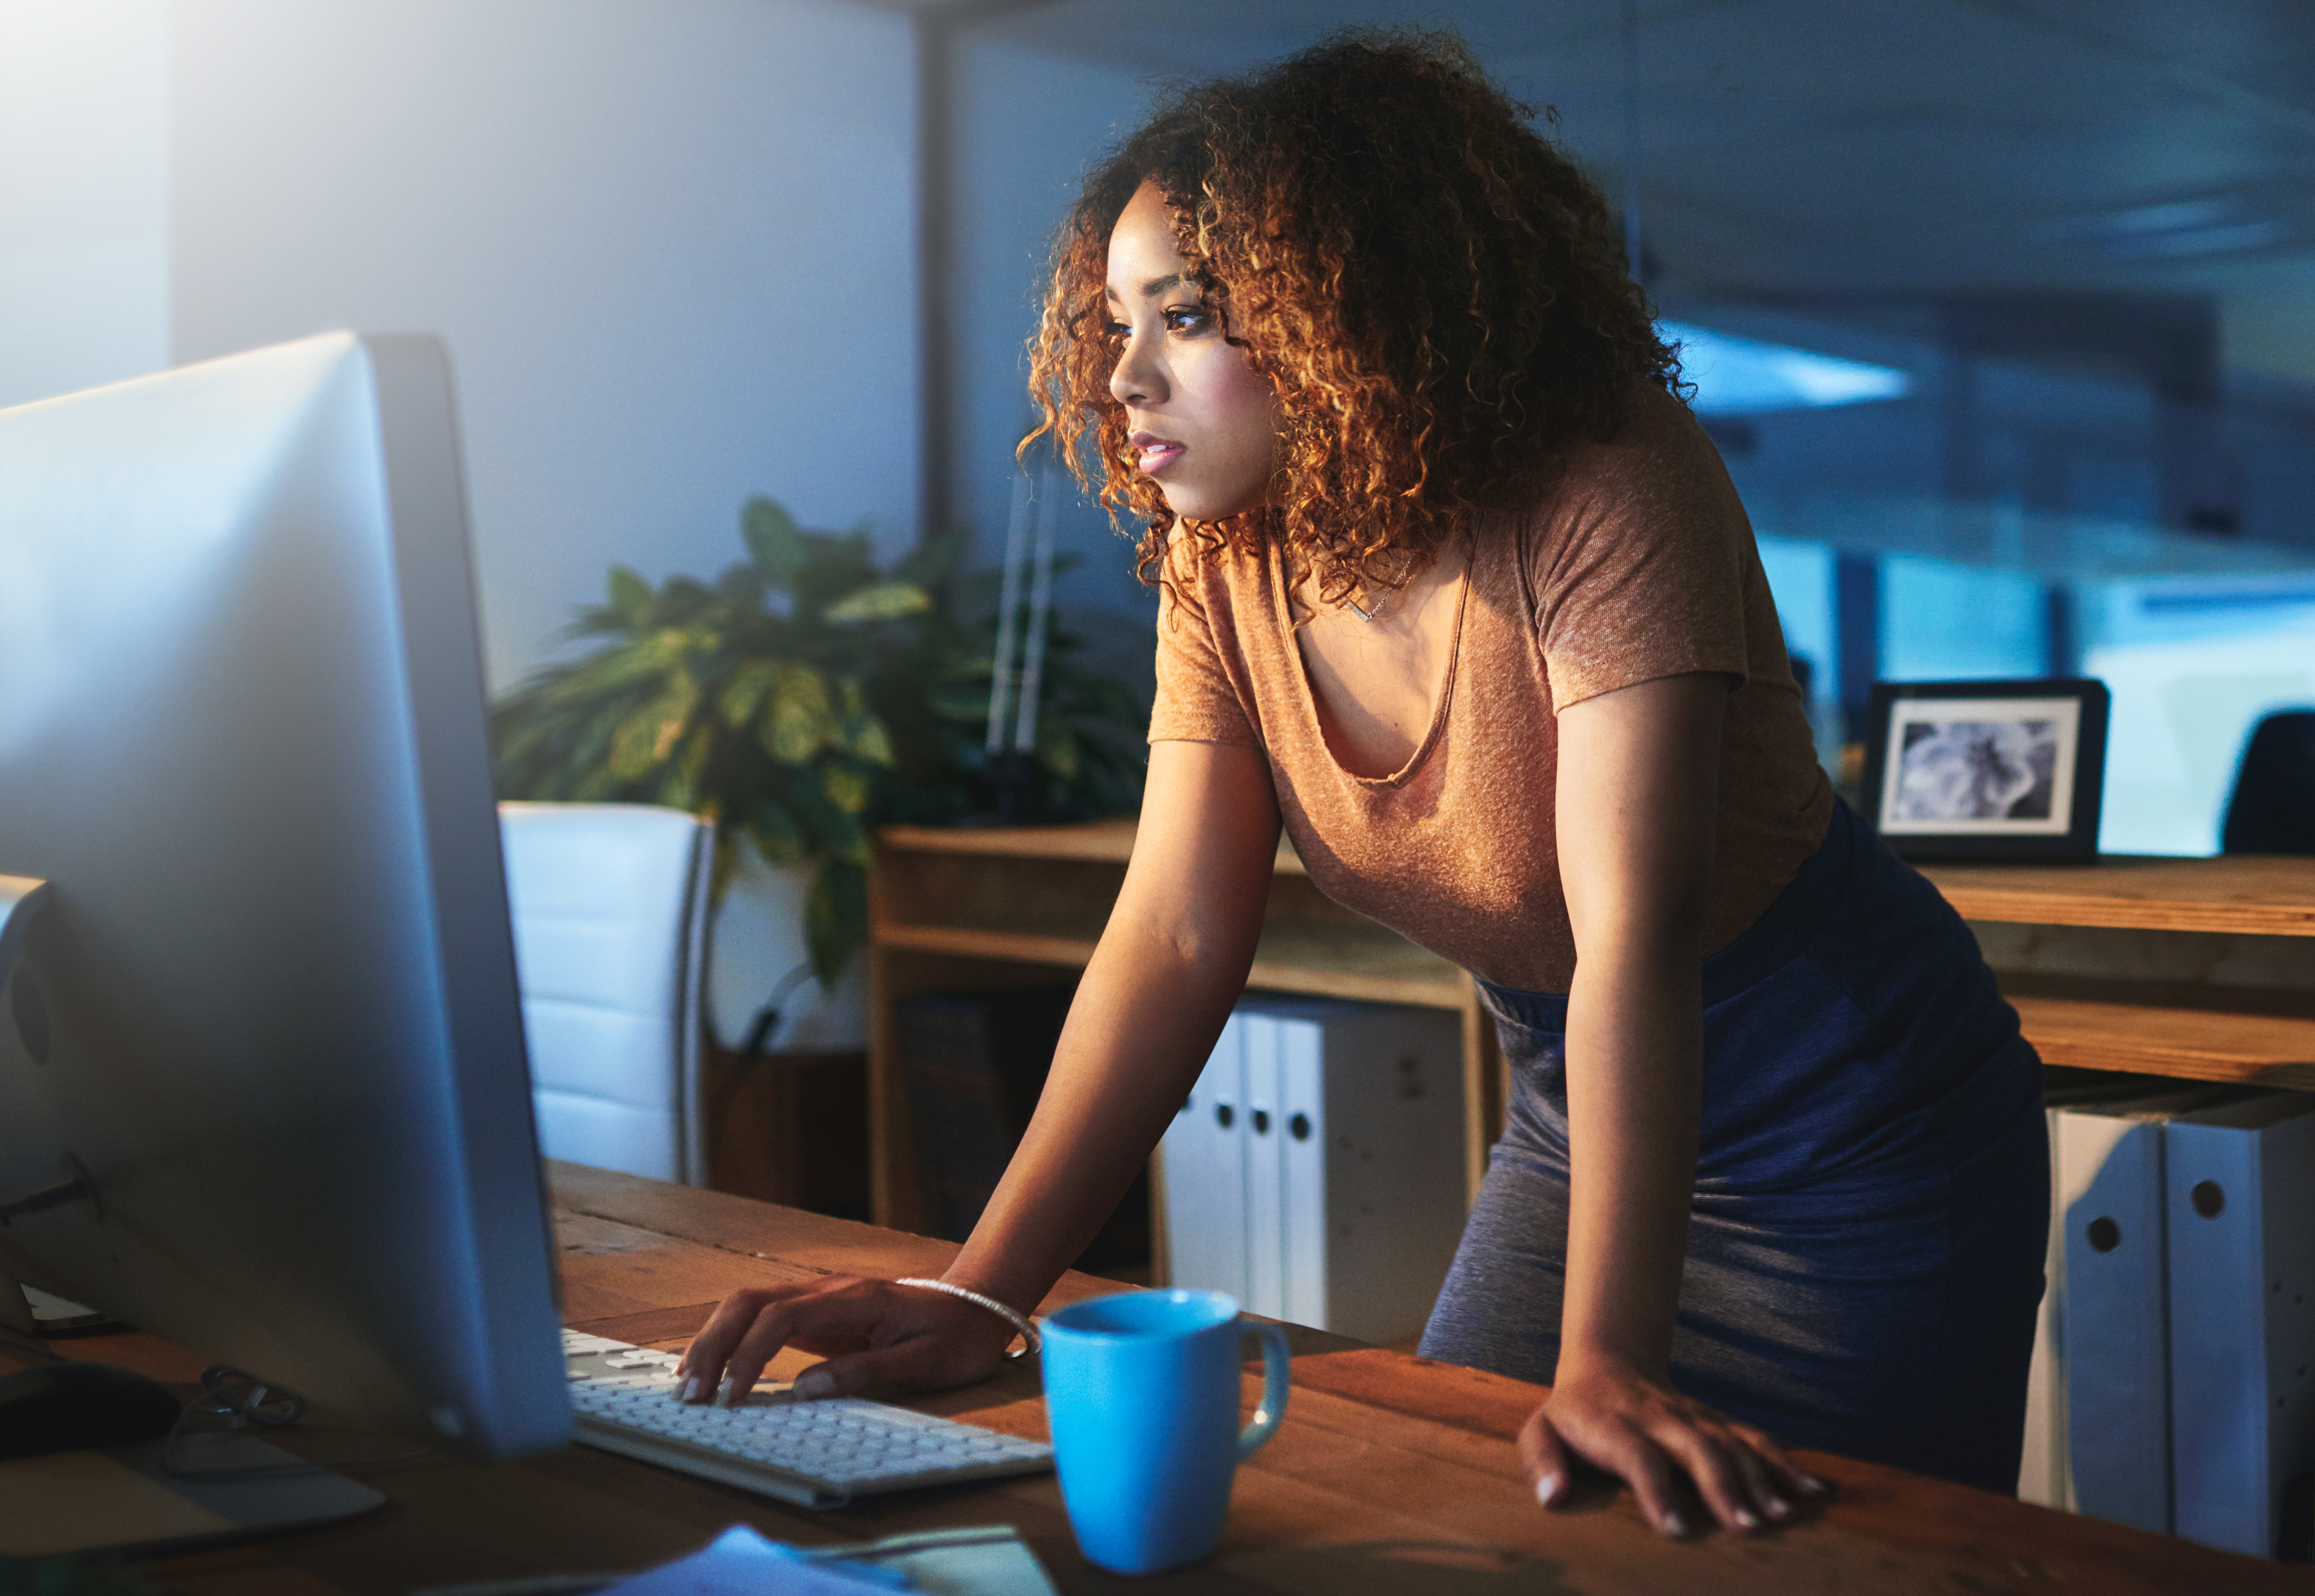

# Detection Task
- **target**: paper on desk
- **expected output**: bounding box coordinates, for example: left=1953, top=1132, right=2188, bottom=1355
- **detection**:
left=598, top=1524, right=1056, bottom=1596
left=598, top=1525, right=905, bottom=1595
left=813, top=1526, right=1058, bottom=1596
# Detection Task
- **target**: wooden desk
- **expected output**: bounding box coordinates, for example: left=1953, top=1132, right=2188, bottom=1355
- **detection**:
left=17, top=1165, right=2290, bottom=1594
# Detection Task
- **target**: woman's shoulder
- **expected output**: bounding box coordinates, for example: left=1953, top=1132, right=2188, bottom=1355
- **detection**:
left=1507, top=383, right=1747, bottom=553
left=1160, top=521, right=1273, bottom=600
left=1156, top=522, right=1284, bottom=652
left=1549, top=383, right=1733, bottom=504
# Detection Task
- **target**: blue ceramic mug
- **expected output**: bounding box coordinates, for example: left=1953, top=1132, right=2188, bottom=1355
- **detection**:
left=1039, top=1290, right=1290, bottom=1576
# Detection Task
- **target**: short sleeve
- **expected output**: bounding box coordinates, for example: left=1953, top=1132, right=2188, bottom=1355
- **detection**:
left=1147, top=545, right=1261, bottom=748
left=1532, top=398, right=1755, bottom=712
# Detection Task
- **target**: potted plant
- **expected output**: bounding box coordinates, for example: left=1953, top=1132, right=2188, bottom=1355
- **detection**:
left=490, top=498, right=1146, bottom=986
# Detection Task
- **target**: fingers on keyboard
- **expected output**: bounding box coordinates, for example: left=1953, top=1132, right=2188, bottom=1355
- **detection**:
left=684, top=1279, right=842, bottom=1399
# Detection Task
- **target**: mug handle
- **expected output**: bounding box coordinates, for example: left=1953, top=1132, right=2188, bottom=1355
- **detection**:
left=1236, top=1319, right=1291, bottom=1460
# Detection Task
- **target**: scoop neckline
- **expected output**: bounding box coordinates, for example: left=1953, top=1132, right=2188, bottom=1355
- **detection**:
left=1270, top=536, right=1471, bottom=790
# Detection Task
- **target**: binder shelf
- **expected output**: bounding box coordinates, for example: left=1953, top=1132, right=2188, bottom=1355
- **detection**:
left=868, top=825, right=2315, bottom=1235
left=867, top=820, right=1500, bottom=1237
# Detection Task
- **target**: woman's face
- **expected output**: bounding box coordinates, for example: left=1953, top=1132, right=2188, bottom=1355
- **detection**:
left=1105, top=182, right=1281, bottom=522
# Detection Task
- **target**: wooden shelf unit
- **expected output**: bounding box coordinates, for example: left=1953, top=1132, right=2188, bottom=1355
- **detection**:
left=1921, top=857, right=2315, bottom=1092
left=866, top=819, right=1495, bottom=1234
left=866, top=823, right=2315, bottom=1233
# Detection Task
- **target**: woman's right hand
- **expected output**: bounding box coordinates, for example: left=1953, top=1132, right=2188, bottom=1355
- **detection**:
left=674, top=1275, right=1022, bottom=1405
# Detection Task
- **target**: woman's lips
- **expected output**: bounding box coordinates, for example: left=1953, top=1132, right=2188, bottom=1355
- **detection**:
left=1129, top=433, right=1184, bottom=473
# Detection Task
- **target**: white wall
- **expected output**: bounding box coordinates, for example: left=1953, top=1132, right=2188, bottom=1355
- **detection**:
left=0, top=0, right=170, bottom=409
left=168, top=0, right=921, bottom=689
left=4, top=0, right=921, bottom=1035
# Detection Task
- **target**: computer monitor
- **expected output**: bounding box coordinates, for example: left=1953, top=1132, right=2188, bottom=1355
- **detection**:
left=0, top=332, right=569, bottom=1462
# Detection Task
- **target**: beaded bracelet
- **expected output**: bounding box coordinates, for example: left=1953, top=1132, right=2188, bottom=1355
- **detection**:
left=894, top=1277, right=1042, bottom=1360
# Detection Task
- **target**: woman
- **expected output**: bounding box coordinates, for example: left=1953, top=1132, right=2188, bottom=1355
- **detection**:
left=679, top=31, right=2048, bottom=1536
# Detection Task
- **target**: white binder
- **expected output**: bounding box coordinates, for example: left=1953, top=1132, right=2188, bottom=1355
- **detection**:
left=1239, top=1009, right=1288, bottom=1320
left=2057, top=1085, right=2239, bottom=1534
left=2166, top=1091, right=2315, bottom=1559
left=1257, top=997, right=1465, bottom=1345
left=2020, top=1079, right=2176, bottom=1508
left=1161, top=1012, right=1249, bottom=1304
left=1164, top=996, right=1465, bottom=1343
left=1277, top=1013, right=1329, bottom=1330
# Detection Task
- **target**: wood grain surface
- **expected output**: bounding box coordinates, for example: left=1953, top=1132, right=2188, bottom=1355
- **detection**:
left=11, top=1163, right=2283, bottom=1595
left=1922, top=854, right=2315, bottom=936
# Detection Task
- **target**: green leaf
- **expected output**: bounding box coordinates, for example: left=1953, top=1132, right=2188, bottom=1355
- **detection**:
left=926, top=681, right=994, bottom=721
left=608, top=565, right=652, bottom=620
left=891, top=524, right=972, bottom=588
left=821, top=580, right=932, bottom=625
left=715, top=560, right=769, bottom=611
left=790, top=778, right=872, bottom=864
left=843, top=714, right=896, bottom=766
left=608, top=670, right=699, bottom=782
left=822, top=762, right=872, bottom=814
left=748, top=801, right=806, bottom=865
left=718, top=657, right=779, bottom=727
left=742, top=497, right=807, bottom=585
left=551, top=628, right=690, bottom=702
left=761, top=662, right=833, bottom=765
left=1036, top=725, right=1082, bottom=782
left=658, top=723, right=715, bottom=813
left=655, top=577, right=715, bottom=624
left=805, top=859, right=868, bottom=985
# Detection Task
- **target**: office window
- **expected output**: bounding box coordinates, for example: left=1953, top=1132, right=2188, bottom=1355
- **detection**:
left=2086, top=580, right=2315, bottom=855
left=1882, top=558, right=2048, bottom=684
left=940, top=5, right=2315, bottom=859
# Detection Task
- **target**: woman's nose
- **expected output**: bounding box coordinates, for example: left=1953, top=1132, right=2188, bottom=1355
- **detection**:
left=1110, top=332, right=1164, bottom=407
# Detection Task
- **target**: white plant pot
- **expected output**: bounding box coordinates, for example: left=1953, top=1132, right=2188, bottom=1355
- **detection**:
left=706, top=839, right=866, bottom=1052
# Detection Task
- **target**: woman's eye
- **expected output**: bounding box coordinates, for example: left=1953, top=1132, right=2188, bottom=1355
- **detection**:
left=1164, top=307, right=1213, bottom=335
left=1100, top=320, right=1130, bottom=340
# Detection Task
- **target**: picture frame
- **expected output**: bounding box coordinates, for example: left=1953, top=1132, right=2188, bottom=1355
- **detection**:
left=1858, top=678, right=2110, bottom=862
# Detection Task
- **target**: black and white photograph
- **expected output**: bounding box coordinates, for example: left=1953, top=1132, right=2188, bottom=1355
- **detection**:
left=1860, top=679, right=2111, bottom=861
left=1881, top=700, right=2077, bottom=834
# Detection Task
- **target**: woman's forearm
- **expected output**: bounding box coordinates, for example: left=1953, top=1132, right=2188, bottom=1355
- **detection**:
left=946, top=918, right=1258, bottom=1312
left=944, top=740, right=1281, bottom=1315
left=1556, top=948, right=1702, bottom=1380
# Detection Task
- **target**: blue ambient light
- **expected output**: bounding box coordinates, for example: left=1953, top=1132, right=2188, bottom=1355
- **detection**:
left=1661, top=321, right=1910, bottom=415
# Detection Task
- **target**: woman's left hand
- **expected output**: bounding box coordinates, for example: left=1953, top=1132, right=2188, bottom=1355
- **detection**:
left=1518, top=1355, right=1825, bottom=1537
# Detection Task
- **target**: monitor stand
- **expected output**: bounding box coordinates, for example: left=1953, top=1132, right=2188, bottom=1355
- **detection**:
left=0, top=1156, right=111, bottom=1337
left=0, top=1282, right=390, bottom=1559
left=0, top=1433, right=388, bottom=1558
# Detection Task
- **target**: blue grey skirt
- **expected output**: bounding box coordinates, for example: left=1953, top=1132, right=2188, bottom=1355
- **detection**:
left=1418, top=800, right=2049, bottom=1493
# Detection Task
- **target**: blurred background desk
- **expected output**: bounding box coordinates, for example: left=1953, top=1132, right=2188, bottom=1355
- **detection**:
left=866, top=820, right=1501, bottom=1237
left=27, top=1163, right=2296, bottom=1595
left=1928, top=854, right=2315, bottom=1090
left=868, top=823, right=2315, bottom=1236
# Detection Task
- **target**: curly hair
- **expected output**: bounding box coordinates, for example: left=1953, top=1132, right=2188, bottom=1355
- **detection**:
left=1022, top=28, right=1683, bottom=607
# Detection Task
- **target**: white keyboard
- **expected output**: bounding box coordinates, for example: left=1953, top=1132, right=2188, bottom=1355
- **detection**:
left=562, top=1330, right=1053, bottom=1509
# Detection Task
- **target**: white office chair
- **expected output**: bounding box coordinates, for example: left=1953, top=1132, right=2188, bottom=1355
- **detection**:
left=498, top=802, right=714, bottom=1185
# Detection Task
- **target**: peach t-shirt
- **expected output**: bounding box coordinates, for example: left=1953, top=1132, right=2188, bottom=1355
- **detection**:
left=1146, top=385, right=1832, bottom=994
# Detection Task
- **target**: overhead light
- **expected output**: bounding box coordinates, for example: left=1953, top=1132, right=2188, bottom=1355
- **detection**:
left=2033, top=196, right=2290, bottom=261
left=2102, top=219, right=2287, bottom=260
left=1660, top=321, right=1910, bottom=415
